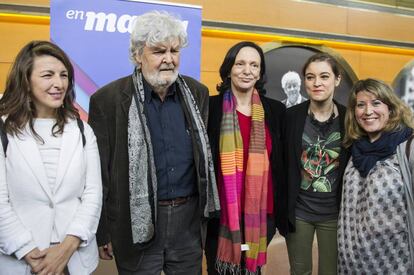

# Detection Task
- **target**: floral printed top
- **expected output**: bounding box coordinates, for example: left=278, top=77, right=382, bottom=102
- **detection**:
left=296, top=115, right=341, bottom=222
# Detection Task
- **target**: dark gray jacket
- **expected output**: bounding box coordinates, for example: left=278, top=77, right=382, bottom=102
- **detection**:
left=88, top=74, right=210, bottom=270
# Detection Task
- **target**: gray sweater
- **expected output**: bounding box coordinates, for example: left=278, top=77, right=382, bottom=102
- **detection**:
left=396, top=139, right=414, bottom=272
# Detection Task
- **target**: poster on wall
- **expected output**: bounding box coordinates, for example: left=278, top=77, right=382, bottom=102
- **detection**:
left=50, top=0, right=202, bottom=118
left=393, top=62, right=414, bottom=111
left=263, top=45, right=357, bottom=107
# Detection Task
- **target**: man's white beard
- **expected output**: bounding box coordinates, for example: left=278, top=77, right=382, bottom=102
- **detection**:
left=145, top=70, right=179, bottom=91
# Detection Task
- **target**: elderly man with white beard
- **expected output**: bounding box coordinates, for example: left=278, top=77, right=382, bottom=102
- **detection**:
left=88, top=10, right=220, bottom=275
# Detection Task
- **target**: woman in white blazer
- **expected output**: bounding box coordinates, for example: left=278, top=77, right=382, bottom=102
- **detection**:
left=0, top=41, right=102, bottom=275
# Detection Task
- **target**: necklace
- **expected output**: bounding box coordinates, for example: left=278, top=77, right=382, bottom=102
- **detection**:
left=309, top=103, right=336, bottom=125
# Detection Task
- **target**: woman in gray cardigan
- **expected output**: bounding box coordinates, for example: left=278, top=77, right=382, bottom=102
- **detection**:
left=339, top=78, right=414, bottom=274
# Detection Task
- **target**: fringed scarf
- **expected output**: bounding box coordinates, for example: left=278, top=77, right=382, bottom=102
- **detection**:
left=128, top=68, right=220, bottom=244
left=216, top=89, right=269, bottom=274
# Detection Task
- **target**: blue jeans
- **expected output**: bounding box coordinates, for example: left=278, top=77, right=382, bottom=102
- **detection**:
left=117, top=196, right=202, bottom=275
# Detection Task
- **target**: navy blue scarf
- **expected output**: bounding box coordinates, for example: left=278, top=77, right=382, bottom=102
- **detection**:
left=352, top=127, right=413, bottom=178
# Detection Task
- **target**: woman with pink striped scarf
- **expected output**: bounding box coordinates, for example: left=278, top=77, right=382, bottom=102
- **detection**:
left=205, top=41, right=288, bottom=275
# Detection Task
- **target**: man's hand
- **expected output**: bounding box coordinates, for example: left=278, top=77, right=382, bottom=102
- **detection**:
left=98, top=242, right=113, bottom=260
left=31, top=235, right=81, bottom=275
left=24, top=248, right=46, bottom=272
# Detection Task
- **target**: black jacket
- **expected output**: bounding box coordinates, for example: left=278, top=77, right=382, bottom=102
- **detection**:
left=285, top=100, right=350, bottom=232
left=88, top=74, right=209, bottom=270
left=207, top=93, right=289, bottom=237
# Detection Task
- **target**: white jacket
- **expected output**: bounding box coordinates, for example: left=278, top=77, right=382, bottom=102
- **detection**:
left=0, top=119, right=102, bottom=275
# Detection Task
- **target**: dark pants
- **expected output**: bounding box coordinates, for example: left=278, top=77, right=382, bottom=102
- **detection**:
left=204, top=215, right=275, bottom=275
left=286, top=219, right=337, bottom=275
left=117, top=196, right=202, bottom=275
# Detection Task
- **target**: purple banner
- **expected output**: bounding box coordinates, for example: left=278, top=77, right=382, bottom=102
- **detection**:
left=50, top=0, right=202, bottom=116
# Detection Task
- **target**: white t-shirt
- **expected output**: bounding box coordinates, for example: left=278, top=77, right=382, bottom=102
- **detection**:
left=33, top=118, right=62, bottom=242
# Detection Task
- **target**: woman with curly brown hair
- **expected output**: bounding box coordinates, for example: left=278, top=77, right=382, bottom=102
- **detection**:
left=339, top=78, right=414, bottom=274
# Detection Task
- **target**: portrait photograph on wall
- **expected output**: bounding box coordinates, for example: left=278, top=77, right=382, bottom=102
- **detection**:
left=262, top=44, right=358, bottom=107
left=393, top=60, right=414, bottom=111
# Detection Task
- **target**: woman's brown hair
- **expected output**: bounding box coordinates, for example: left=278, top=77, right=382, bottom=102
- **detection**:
left=344, top=78, right=414, bottom=147
left=0, top=40, right=79, bottom=140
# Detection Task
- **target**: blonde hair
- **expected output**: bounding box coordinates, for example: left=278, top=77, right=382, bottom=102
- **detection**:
left=344, top=78, right=414, bottom=147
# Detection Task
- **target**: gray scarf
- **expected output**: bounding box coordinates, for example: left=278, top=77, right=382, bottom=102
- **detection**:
left=128, top=69, right=220, bottom=244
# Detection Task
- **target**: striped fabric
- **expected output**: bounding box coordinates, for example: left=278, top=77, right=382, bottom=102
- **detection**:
left=216, top=90, right=269, bottom=274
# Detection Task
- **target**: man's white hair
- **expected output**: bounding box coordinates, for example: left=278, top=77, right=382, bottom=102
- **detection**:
left=129, top=10, right=188, bottom=66
left=281, top=71, right=301, bottom=89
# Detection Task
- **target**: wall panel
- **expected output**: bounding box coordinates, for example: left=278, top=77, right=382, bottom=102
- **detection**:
left=0, top=1, right=414, bottom=274
left=0, top=63, right=11, bottom=92
left=0, top=20, right=49, bottom=92
left=201, top=36, right=244, bottom=72
left=278, top=1, right=348, bottom=34
left=347, top=9, right=414, bottom=42
left=1, top=0, right=49, bottom=6
left=358, top=51, right=413, bottom=82
left=201, top=0, right=283, bottom=26
left=1, top=0, right=414, bottom=94
left=333, top=48, right=362, bottom=77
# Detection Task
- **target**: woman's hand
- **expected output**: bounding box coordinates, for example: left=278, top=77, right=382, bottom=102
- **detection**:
left=31, top=235, right=81, bottom=275
left=24, top=248, right=46, bottom=272
left=98, top=242, right=113, bottom=260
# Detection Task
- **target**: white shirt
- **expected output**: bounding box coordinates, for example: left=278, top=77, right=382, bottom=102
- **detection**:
left=34, top=118, right=62, bottom=242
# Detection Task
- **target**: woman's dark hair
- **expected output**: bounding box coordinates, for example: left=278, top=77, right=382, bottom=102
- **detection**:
left=0, top=40, right=79, bottom=140
left=216, top=41, right=267, bottom=94
left=302, top=52, right=341, bottom=78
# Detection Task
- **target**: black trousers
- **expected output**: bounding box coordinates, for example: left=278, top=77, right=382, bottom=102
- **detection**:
left=117, top=196, right=202, bottom=275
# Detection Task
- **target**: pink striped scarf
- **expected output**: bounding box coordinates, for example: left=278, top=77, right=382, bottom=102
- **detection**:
left=216, top=89, right=269, bottom=274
